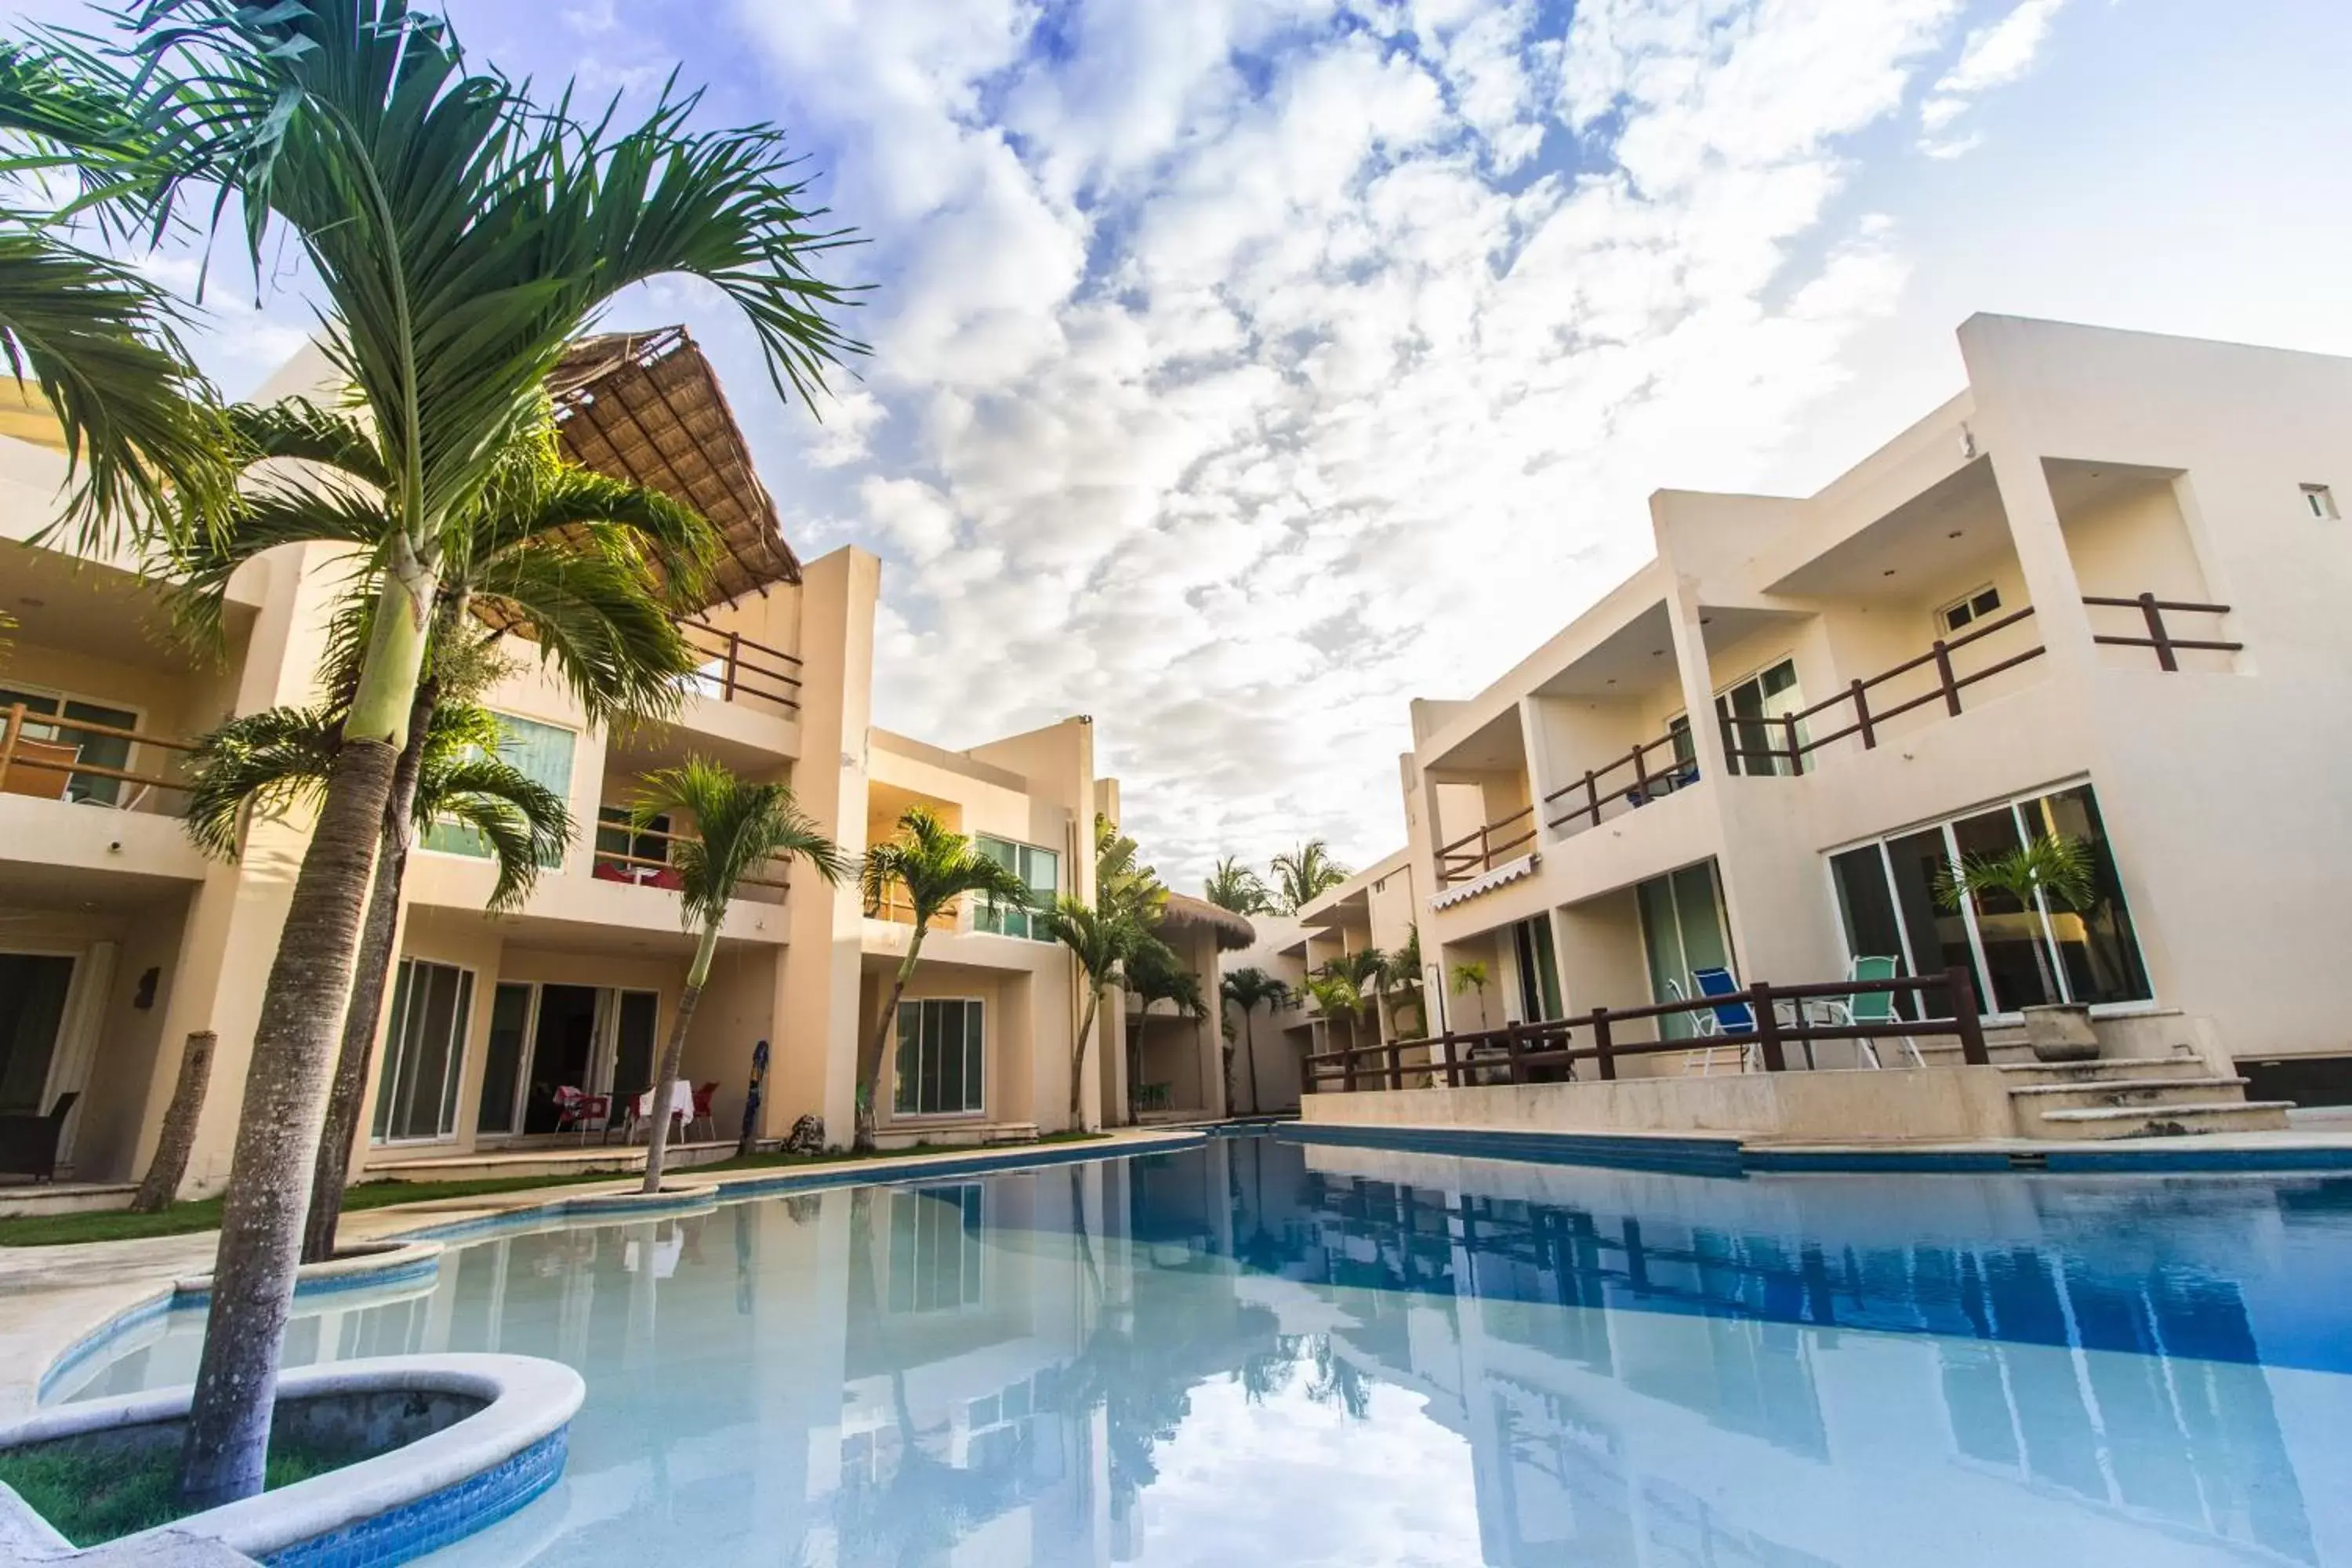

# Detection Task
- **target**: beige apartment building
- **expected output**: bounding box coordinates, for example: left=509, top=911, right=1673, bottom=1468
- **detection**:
left=0, top=331, right=1198, bottom=1199
left=1386, top=315, right=2352, bottom=1101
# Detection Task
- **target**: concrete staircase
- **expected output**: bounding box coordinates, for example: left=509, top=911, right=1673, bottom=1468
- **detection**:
left=2002, top=1057, right=2293, bottom=1140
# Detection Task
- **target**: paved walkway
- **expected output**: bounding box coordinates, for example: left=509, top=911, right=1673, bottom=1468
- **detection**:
left=0, top=1129, right=1202, bottom=1425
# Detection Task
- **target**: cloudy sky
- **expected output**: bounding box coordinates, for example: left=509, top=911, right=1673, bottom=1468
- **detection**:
left=19, top=0, right=2352, bottom=891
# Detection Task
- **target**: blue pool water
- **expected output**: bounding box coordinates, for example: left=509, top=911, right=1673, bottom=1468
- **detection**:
left=55, top=1132, right=2352, bottom=1566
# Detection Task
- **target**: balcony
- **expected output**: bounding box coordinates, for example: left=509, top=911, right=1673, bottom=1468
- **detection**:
left=1, top=700, right=197, bottom=816
left=588, top=810, right=788, bottom=905
left=676, top=616, right=802, bottom=716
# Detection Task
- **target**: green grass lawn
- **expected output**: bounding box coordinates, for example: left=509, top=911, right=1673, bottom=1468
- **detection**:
left=0, top=1433, right=362, bottom=1546
left=0, top=1131, right=1109, bottom=1249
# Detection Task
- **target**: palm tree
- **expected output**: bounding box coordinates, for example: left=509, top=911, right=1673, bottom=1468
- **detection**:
left=0, top=43, right=233, bottom=545
left=1450, top=961, right=1492, bottom=1031
left=1303, top=971, right=1375, bottom=1059
left=1095, top=813, right=1167, bottom=923
left=1934, top=833, right=2096, bottom=1006
left=5, top=6, right=856, bottom=1503
left=1220, top=967, right=1288, bottom=1116
left=170, top=405, right=717, bottom=1261
left=1378, top=927, right=1426, bottom=1038
left=1203, top=855, right=1272, bottom=916
left=632, top=760, right=847, bottom=1193
left=855, top=808, right=1031, bottom=1149
left=1271, top=839, right=1348, bottom=913
left=182, top=693, right=573, bottom=1256
left=1040, top=897, right=1172, bottom=1127
left=1124, top=938, right=1207, bottom=1113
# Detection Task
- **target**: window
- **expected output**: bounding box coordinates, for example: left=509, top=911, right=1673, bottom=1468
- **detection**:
left=372, top=959, right=474, bottom=1142
left=1938, top=585, right=2002, bottom=635
left=0, top=687, right=140, bottom=805
left=1509, top=916, right=1563, bottom=1022
left=1715, top=658, right=1805, bottom=777
left=972, top=836, right=1058, bottom=939
left=887, top=1184, right=983, bottom=1313
left=594, top=806, right=671, bottom=870
left=2303, top=484, right=2338, bottom=521
left=894, top=997, right=984, bottom=1116
left=423, top=713, right=573, bottom=864
left=1825, top=782, right=2151, bottom=1016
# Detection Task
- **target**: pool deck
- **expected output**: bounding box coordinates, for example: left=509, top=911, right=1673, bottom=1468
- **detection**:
left=0, top=1128, right=1207, bottom=1425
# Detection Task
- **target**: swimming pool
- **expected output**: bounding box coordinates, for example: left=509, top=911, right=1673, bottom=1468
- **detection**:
left=53, top=1131, right=2352, bottom=1565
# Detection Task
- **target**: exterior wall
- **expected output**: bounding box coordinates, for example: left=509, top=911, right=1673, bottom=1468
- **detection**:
left=2, top=399, right=1124, bottom=1188
left=1388, top=314, right=2352, bottom=1079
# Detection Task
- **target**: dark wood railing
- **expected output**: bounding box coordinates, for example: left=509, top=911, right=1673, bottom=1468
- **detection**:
left=1435, top=804, right=1537, bottom=885
left=2083, top=593, right=2241, bottom=671
left=676, top=616, right=803, bottom=712
left=1306, top=967, right=1986, bottom=1091
left=590, top=818, right=790, bottom=891
left=1540, top=728, right=1701, bottom=837
left=0, top=702, right=197, bottom=808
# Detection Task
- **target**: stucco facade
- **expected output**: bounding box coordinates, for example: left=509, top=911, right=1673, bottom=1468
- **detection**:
left=1389, top=316, right=2352, bottom=1092
left=0, top=364, right=1141, bottom=1193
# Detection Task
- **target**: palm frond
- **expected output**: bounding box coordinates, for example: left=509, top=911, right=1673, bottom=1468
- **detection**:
left=419, top=753, right=572, bottom=910
left=227, top=397, right=387, bottom=488
left=180, top=703, right=340, bottom=858
left=465, top=539, right=702, bottom=722
left=861, top=805, right=1030, bottom=925
left=0, top=227, right=231, bottom=550
left=631, top=757, right=848, bottom=931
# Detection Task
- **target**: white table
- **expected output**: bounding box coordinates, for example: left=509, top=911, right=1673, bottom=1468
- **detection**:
left=629, top=1078, right=695, bottom=1140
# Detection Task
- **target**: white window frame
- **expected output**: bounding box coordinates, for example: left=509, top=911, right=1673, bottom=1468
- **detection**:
left=1936, top=584, right=2003, bottom=637
left=476, top=978, right=542, bottom=1139
left=971, top=834, right=1060, bottom=942
left=1820, top=777, right=2158, bottom=1022
left=372, top=957, right=477, bottom=1145
left=891, top=995, right=986, bottom=1119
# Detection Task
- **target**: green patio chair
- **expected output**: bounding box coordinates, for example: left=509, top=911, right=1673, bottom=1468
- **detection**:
left=1826, top=956, right=1923, bottom=1068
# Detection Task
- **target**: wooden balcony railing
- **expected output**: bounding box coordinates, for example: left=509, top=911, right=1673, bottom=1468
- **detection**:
left=1540, top=728, right=1702, bottom=840
left=590, top=818, right=789, bottom=892
left=2083, top=593, right=2241, bottom=671
left=676, top=616, right=803, bottom=713
left=1435, top=804, right=1537, bottom=886
left=1307, top=968, right=1987, bottom=1091
left=0, top=702, right=197, bottom=810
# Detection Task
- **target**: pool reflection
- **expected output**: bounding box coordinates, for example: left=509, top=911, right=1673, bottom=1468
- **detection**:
left=60, top=1134, right=2352, bottom=1566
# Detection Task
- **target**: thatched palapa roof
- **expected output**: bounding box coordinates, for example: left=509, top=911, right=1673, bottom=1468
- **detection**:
left=1160, top=892, right=1257, bottom=953
left=544, top=325, right=799, bottom=608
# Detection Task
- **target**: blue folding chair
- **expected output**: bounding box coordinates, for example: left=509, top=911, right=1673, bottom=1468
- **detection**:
left=1690, top=965, right=1761, bottom=1074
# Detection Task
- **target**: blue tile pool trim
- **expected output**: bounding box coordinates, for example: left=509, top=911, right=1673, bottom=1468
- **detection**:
left=265, top=1426, right=567, bottom=1568
left=1282, top=1121, right=1748, bottom=1178
left=173, top=1253, right=445, bottom=1310
left=1287, top=1121, right=2352, bottom=1178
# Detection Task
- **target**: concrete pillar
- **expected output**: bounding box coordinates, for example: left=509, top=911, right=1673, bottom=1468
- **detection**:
left=774, top=547, right=880, bottom=1148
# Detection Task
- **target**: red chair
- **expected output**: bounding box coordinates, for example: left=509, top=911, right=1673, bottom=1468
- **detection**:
left=554, top=1087, right=609, bottom=1144
left=688, top=1082, right=717, bottom=1141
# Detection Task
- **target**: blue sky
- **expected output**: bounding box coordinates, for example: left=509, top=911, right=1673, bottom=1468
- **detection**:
left=14, top=0, right=2351, bottom=891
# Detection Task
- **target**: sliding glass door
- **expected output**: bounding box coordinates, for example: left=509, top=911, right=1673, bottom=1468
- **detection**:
left=373, top=960, right=474, bottom=1142
left=0, top=952, right=74, bottom=1115
left=1637, top=862, right=1733, bottom=1040
left=1828, top=782, right=2150, bottom=1016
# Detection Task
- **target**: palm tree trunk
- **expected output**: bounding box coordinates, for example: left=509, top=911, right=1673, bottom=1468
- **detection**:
left=1242, top=1012, right=1259, bottom=1116
left=1069, top=988, right=1102, bottom=1126
left=300, top=684, right=431, bottom=1263
left=855, top=931, right=927, bottom=1152
left=642, top=924, right=719, bottom=1195
left=176, top=735, right=400, bottom=1508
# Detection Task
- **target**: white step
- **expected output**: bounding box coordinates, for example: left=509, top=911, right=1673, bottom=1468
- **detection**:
left=2006, top=1075, right=2252, bottom=1113
left=2028, top=1100, right=2294, bottom=1141
left=1995, top=1056, right=2209, bottom=1087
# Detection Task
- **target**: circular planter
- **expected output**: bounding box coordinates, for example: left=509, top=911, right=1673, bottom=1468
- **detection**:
left=0, top=1354, right=583, bottom=1565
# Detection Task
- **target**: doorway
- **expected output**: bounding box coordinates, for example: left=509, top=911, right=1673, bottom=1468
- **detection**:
left=521, top=985, right=601, bottom=1134
left=1637, top=862, right=1735, bottom=1040
left=0, top=952, right=75, bottom=1116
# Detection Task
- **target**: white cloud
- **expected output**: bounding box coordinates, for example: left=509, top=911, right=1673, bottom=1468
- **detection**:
left=731, top=0, right=2027, bottom=889
left=1918, top=0, right=2069, bottom=151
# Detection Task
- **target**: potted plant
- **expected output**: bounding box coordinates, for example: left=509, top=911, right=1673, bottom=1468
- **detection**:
left=1934, top=834, right=2100, bottom=1061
